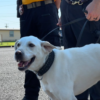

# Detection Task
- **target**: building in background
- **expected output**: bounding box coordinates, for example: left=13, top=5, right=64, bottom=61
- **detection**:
left=0, top=29, right=20, bottom=42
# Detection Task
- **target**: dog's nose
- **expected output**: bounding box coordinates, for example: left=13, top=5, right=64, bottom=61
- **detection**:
left=15, top=50, right=23, bottom=61
left=16, top=50, right=22, bottom=56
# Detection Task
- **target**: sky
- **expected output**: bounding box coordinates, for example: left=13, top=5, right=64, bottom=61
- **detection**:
left=0, top=0, right=19, bottom=29
left=0, top=0, right=61, bottom=29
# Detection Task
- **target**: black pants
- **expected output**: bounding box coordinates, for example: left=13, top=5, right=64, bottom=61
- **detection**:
left=20, top=2, right=61, bottom=46
left=20, top=2, right=61, bottom=100
left=61, top=0, right=100, bottom=100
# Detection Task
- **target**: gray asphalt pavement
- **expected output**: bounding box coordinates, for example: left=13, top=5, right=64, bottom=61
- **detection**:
left=0, top=47, right=48, bottom=100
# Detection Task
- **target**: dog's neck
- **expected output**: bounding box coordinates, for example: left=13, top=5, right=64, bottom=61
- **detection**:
left=34, top=51, right=55, bottom=77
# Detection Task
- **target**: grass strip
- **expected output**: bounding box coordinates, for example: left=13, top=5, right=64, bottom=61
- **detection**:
left=0, top=42, right=15, bottom=46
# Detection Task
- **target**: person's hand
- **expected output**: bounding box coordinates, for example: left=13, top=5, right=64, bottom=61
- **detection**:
left=85, top=0, right=100, bottom=21
left=57, top=17, right=62, bottom=27
left=19, top=5, right=24, bottom=15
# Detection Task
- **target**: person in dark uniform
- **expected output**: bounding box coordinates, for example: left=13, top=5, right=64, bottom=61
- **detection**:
left=57, top=0, right=100, bottom=100
left=17, top=0, right=61, bottom=100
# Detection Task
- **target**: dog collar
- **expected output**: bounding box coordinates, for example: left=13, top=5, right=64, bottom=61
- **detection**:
left=36, top=50, right=55, bottom=76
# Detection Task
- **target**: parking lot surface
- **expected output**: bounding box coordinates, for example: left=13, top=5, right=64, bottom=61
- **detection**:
left=0, top=47, right=48, bottom=100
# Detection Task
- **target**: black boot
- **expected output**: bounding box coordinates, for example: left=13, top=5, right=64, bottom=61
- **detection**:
left=23, top=70, right=40, bottom=100
left=22, top=96, right=38, bottom=100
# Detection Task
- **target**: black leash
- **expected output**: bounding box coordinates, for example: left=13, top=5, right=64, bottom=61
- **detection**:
left=96, top=31, right=100, bottom=43
left=76, top=20, right=88, bottom=46
left=42, top=17, right=86, bottom=41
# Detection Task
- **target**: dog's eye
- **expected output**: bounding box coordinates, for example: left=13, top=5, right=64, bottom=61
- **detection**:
left=17, top=43, right=20, bottom=47
left=28, top=43, right=35, bottom=47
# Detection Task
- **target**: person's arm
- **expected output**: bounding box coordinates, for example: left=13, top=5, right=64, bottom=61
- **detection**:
left=57, top=17, right=62, bottom=27
left=17, top=0, right=22, bottom=18
left=55, top=0, right=61, bottom=9
left=85, top=0, right=100, bottom=21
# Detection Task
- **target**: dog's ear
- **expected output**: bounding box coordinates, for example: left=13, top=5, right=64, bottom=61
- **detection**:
left=41, top=41, right=56, bottom=53
left=14, top=40, right=19, bottom=50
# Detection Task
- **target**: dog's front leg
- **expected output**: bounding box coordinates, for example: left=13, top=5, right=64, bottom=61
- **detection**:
left=66, top=89, right=77, bottom=100
left=72, top=96, right=77, bottom=100
left=63, top=82, right=77, bottom=100
left=50, top=98, right=55, bottom=100
left=45, top=90, right=57, bottom=100
left=65, top=92, right=77, bottom=100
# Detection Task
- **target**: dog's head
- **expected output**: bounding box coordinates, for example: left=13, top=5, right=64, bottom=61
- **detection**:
left=14, top=36, right=57, bottom=72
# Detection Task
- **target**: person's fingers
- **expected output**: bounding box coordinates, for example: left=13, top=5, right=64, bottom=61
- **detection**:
left=89, top=14, right=99, bottom=21
left=57, top=23, right=59, bottom=26
left=84, top=13, right=87, bottom=16
left=93, top=17, right=98, bottom=21
left=89, top=17, right=92, bottom=21
left=19, top=5, right=24, bottom=15
left=98, top=16, right=100, bottom=21
left=90, top=16, right=96, bottom=21
left=57, top=20, right=62, bottom=27
left=86, top=14, right=92, bottom=21
left=94, top=16, right=100, bottom=21
left=90, top=13, right=98, bottom=21
left=85, top=12, right=99, bottom=21
left=87, top=16, right=99, bottom=21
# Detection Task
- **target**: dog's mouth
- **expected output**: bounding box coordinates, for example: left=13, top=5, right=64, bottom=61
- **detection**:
left=18, top=56, right=35, bottom=71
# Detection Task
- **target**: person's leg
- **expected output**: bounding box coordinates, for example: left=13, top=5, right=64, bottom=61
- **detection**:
left=20, top=5, right=40, bottom=100
left=60, top=0, right=77, bottom=48
left=70, top=14, right=100, bottom=100
left=76, top=91, right=89, bottom=100
left=22, top=70, right=40, bottom=100
left=88, top=20, right=100, bottom=100
left=61, top=1, right=100, bottom=100
left=61, top=0, right=89, bottom=100
left=90, top=82, right=100, bottom=100
left=36, top=3, right=61, bottom=46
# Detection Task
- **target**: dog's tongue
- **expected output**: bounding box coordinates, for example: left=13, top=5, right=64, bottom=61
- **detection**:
left=18, top=61, right=29, bottom=67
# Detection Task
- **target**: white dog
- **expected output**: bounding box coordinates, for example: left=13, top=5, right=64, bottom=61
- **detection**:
left=14, top=36, right=100, bottom=100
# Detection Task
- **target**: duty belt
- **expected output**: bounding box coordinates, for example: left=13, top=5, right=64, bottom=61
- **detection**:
left=66, top=0, right=88, bottom=5
left=27, top=0, right=54, bottom=9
